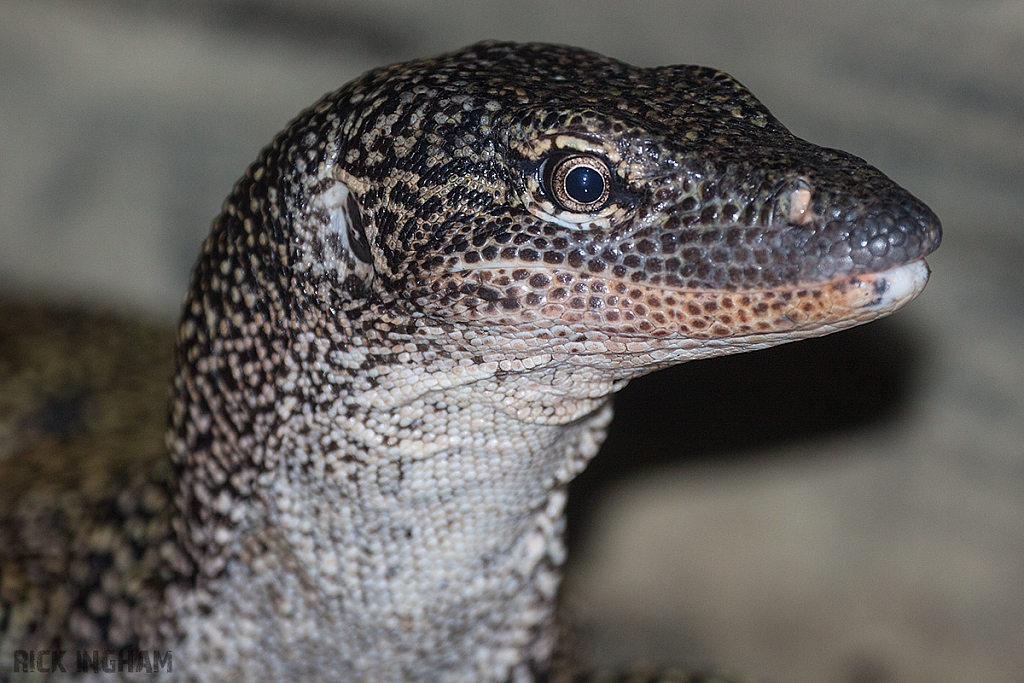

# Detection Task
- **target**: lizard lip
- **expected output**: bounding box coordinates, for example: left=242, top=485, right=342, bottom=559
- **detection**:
left=856, top=258, right=931, bottom=312
left=415, top=257, right=932, bottom=342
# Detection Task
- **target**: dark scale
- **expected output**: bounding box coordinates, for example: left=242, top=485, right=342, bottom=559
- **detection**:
left=1, top=42, right=938, bottom=682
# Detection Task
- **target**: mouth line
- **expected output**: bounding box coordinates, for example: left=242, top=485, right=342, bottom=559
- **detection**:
left=416, top=257, right=931, bottom=342
left=447, top=257, right=930, bottom=298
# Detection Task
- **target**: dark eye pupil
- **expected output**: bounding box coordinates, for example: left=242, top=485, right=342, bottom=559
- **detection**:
left=563, top=166, right=604, bottom=204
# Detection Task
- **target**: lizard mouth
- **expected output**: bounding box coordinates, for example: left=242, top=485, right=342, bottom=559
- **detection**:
left=413, top=258, right=931, bottom=342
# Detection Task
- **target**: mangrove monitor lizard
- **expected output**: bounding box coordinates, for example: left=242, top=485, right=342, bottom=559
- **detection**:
left=0, top=41, right=941, bottom=683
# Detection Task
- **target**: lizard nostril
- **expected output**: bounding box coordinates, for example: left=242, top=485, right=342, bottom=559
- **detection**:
left=787, top=180, right=814, bottom=225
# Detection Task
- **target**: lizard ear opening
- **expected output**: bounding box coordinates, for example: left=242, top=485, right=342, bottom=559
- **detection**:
left=344, top=194, right=372, bottom=263
left=324, top=181, right=373, bottom=266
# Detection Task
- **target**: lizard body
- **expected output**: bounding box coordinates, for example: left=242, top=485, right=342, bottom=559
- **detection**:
left=1, top=42, right=940, bottom=682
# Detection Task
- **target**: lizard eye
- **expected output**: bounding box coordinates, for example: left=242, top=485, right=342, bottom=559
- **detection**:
left=545, top=154, right=611, bottom=213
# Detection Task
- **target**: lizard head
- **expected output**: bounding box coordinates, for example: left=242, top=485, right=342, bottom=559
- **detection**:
left=180, top=40, right=941, bottom=418
left=272, top=41, right=940, bottom=371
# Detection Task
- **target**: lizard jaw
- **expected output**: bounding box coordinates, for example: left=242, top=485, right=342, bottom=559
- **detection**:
left=414, top=258, right=931, bottom=340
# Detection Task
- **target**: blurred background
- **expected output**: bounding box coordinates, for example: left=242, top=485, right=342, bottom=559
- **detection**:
left=0, top=1, right=1021, bottom=681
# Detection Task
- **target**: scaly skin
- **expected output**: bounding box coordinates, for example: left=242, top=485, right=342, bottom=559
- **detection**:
left=1, top=42, right=939, bottom=682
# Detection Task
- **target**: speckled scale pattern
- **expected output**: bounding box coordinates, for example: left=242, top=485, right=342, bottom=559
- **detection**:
left=0, top=301, right=190, bottom=680
left=1, top=41, right=939, bottom=682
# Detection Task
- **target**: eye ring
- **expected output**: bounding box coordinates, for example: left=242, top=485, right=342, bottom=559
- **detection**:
left=545, top=154, right=612, bottom=213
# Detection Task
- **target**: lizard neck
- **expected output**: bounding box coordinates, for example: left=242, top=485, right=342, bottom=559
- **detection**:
left=169, top=294, right=618, bottom=682
left=262, top=389, right=611, bottom=682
